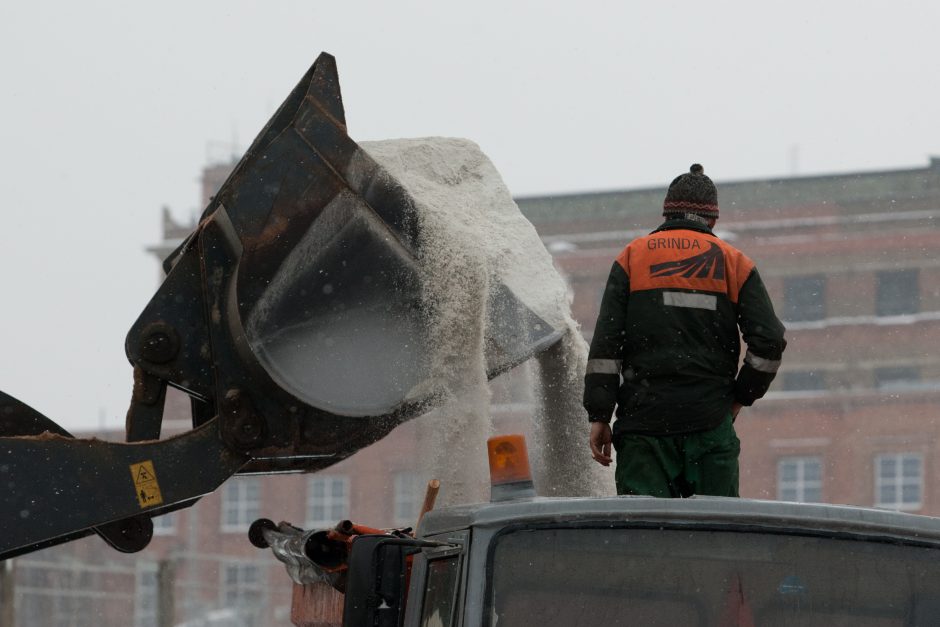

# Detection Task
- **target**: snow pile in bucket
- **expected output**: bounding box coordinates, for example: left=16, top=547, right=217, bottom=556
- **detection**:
left=363, top=138, right=611, bottom=504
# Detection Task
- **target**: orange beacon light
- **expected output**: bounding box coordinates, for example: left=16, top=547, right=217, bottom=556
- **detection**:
left=487, top=435, right=537, bottom=502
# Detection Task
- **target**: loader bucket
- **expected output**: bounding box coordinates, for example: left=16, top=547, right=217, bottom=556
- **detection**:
left=0, top=52, right=564, bottom=561
left=126, top=53, right=562, bottom=471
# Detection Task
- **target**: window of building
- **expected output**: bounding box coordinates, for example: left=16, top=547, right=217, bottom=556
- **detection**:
left=875, top=453, right=923, bottom=511
left=221, top=477, right=261, bottom=532
left=134, top=562, right=158, bottom=627
left=53, top=596, right=95, bottom=627
left=777, top=457, right=823, bottom=503
left=876, top=269, right=919, bottom=316
left=782, top=370, right=826, bottom=392
left=394, top=472, right=422, bottom=527
left=151, top=511, right=176, bottom=536
left=874, top=366, right=921, bottom=390
left=220, top=562, right=264, bottom=627
left=306, top=475, right=350, bottom=527
left=783, top=275, right=826, bottom=322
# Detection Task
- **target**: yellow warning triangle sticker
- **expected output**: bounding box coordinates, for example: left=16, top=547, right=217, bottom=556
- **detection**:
left=129, top=460, right=164, bottom=508
left=134, top=465, right=155, bottom=485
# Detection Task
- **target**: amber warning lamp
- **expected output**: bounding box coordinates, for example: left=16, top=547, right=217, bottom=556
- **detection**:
left=487, top=434, right=537, bottom=502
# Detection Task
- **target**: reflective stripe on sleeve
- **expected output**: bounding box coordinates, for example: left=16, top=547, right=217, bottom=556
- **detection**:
left=586, top=359, right=622, bottom=375
left=745, top=350, right=782, bottom=374
left=663, top=291, right=718, bottom=311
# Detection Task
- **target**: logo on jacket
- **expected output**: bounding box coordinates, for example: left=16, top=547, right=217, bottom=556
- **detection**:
left=649, top=242, right=725, bottom=280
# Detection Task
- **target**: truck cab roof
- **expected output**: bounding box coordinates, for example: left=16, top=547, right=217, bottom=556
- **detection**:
left=418, top=495, right=940, bottom=545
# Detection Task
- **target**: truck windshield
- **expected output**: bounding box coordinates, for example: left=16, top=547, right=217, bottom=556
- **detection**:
left=488, top=526, right=940, bottom=626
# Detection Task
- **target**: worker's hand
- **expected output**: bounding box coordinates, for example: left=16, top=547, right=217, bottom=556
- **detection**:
left=731, top=402, right=743, bottom=423
left=590, top=421, right=613, bottom=466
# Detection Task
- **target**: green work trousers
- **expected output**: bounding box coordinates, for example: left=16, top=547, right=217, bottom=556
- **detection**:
left=613, top=414, right=740, bottom=498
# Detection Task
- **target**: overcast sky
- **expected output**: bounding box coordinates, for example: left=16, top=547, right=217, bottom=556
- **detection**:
left=1, top=1, right=938, bottom=432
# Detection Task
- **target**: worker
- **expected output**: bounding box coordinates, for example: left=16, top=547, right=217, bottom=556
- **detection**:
left=584, top=164, right=786, bottom=497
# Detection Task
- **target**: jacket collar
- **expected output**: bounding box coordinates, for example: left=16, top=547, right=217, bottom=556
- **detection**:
left=651, top=218, right=715, bottom=236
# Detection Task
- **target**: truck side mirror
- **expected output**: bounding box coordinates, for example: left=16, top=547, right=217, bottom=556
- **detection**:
left=343, top=535, right=449, bottom=627
left=343, top=536, right=412, bottom=627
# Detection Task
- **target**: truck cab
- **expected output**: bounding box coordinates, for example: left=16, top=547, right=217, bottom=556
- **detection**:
left=390, top=496, right=940, bottom=626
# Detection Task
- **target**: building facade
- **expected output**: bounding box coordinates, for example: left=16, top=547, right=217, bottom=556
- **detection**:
left=6, top=157, right=940, bottom=626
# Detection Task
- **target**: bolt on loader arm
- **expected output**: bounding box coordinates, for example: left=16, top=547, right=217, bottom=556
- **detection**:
left=0, top=52, right=563, bottom=561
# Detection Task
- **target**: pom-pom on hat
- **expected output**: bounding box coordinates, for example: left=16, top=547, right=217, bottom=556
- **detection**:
left=663, top=164, right=719, bottom=220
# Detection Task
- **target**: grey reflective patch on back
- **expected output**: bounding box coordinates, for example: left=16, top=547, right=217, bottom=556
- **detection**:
left=586, top=359, right=622, bottom=375
left=745, top=350, right=782, bottom=373
left=663, top=291, right=717, bottom=310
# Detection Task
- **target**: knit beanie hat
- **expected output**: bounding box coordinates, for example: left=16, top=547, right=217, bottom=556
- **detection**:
left=663, top=164, right=718, bottom=220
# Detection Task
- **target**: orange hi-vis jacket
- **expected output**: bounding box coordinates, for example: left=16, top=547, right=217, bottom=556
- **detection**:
left=584, top=219, right=787, bottom=436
